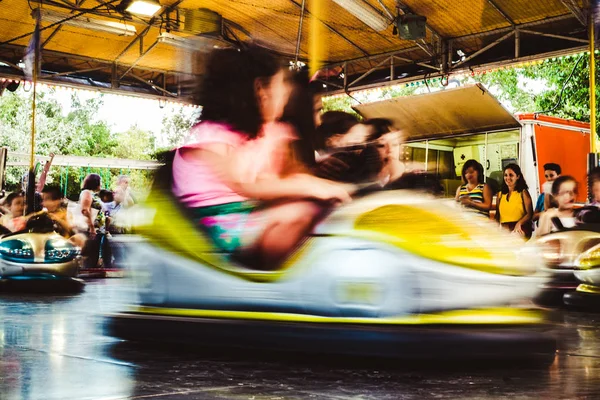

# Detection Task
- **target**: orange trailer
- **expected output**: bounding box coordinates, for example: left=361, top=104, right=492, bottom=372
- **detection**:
left=518, top=114, right=590, bottom=203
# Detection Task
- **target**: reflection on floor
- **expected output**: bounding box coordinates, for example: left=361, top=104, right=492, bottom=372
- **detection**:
left=1, top=280, right=600, bottom=400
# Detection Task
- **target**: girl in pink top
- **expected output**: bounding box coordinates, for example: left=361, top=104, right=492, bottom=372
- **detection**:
left=172, top=46, right=350, bottom=269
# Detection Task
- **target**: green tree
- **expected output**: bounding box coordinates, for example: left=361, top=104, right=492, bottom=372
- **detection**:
left=112, top=125, right=156, bottom=160
left=474, top=55, right=596, bottom=126
left=160, top=106, right=199, bottom=148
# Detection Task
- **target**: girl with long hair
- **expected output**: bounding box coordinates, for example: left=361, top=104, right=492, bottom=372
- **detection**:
left=172, top=46, right=350, bottom=269
left=495, top=163, right=534, bottom=238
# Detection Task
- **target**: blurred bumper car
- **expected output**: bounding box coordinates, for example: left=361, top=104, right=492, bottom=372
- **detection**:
left=535, top=208, right=600, bottom=307
left=563, top=239, right=600, bottom=309
left=0, top=213, right=84, bottom=293
left=107, top=188, right=556, bottom=363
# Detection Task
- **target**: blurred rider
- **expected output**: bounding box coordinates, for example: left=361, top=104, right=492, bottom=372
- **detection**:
left=172, top=46, right=350, bottom=269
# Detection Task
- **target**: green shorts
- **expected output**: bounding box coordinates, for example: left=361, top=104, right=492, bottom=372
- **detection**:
left=191, top=201, right=263, bottom=253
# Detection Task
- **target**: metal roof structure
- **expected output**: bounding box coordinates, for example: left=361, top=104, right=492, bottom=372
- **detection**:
left=0, top=0, right=590, bottom=101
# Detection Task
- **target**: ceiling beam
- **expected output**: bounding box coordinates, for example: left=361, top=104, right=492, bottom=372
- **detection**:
left=519, top=29, right=588, bottom=44
left=289, top=0, right=370, bottom=57
left=486, top=0, right=515, bottom=26
left=453, top=30, right=515, bottom=68
left=119, top=40, right=159, bottom=80
left=453, top=14, right=574, bottom=41
left=42, top=0, right=88, bottom=49
left=324, top=44, right=588, bottom=96
left=560, top=0, right=587, bottom=26
left=0, top=42, right=196, bottom=77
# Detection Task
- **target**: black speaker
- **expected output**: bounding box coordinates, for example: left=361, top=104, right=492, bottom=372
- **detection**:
left=397, top=14, right=427, bottom=41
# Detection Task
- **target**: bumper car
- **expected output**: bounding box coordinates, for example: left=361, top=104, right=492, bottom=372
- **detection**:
left=0, top=213, right=84, bottom=293
left=563, top=228, right=600, bottom=309
left=534, top=208, right=600, bottom=308
left=107, top=178, right=556, bottom=363
left=535, top=230, right=600, bottom=306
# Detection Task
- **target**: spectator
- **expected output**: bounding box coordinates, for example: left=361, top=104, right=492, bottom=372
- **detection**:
left=455, top=159, right=493, bottom=217
left=116, top=175, right=135, bottom=208
left=105, top=187, right=126, bottom=234
left=496, top=164, right=533, bottom=239
left=534, top=163, right=561, bottom=221
left=496, top=163, right=534, bottom=238
left=79, top=173, right=110, bottom=268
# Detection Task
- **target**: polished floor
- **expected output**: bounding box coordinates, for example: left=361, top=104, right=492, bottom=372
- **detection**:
left=1, top=280, right=600, bottom=400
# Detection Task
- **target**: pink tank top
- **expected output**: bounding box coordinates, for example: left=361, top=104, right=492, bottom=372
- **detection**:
left=172, top=122, right=248, bottom=208
left=172, top=121, right=297, bottom=208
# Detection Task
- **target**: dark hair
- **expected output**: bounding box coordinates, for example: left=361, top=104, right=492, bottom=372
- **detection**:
left=41, top=185, right=63, bottom=201
left=589, top=166, right=600, bottom=183
left=99, top=189, right=114, bottom=203
left=82, top=173, right=101, bottom=191
left=281, top=69, right=317, bottom=166
left=365, top=118, right=393, bottom=142
left=544, top=163, right=562, bottom=175
left=461, top=159, right=484, bottom=184
left=551, top=175, right=577, bottom=196
left=316, top=111, right=359, bottom=148
left=500, top=163, right=529, bottom=193
left=5, top=192, right=23, bottom=207
left=194, top=45, right=283, bottom=138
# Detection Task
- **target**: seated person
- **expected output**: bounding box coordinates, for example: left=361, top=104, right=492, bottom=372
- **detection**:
left=534, top=162, right=561, bottom=222
left=576, top=167, right=600, bottom=224
left=0, top=192, right=26, bottom=232
left=314, top=118, right=393, bottom=184
left=537, top=176, right=578, bottom=235
left=363, top=120, right=405, bottom=185
left=41, top=186, right=86, bottom=247
left=315, top=110, right=359, bottom=155
left=172, top=46, right=350, bottom=269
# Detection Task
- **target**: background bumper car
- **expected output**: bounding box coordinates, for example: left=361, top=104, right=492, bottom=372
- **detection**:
left=0, top=213, right=84, bottom=293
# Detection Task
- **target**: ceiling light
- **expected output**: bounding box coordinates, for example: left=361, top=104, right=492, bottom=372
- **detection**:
left=157, top=32, right=229, bottom=51
left=36, top=9, right=136, bottom=36
left=331, top=0, right=389, bottom=32
left=125, top=0, right=162, bottom=17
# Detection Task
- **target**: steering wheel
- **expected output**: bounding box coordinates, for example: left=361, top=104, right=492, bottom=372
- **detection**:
left=575, top=206, right=600, bottom=224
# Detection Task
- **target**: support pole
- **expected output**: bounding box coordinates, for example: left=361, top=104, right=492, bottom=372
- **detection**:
left=590, top=14, right=597, bottom=154
left=0, top=147, right=7, bottom=192
left=588, top=10, right=597, bottom=202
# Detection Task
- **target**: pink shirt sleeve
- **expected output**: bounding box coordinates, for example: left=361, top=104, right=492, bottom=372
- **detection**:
left=182, top=122, right=247, bottom=149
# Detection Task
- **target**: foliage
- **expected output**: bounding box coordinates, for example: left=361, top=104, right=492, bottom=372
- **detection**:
left=160, top=106, right=199, bottom=148
left=0, top=88, right=166, bottom=199
left=324, top=56, right=597, bottom=132
left=472, top=55, right=596, bottom=126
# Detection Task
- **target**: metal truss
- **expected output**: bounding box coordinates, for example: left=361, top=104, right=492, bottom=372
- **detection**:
left=323, top=12, right=588, bottom=93
left=0, top=43, right=195, bottom=102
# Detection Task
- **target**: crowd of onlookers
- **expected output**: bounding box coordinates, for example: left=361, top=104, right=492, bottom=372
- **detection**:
left=0, top=165, right=135, bottom=268
left=455, top=159, right=600, bottom=240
